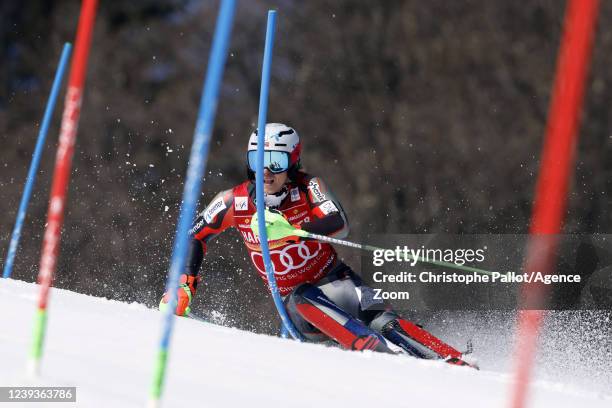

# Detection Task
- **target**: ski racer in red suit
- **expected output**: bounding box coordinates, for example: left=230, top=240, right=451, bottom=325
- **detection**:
left=160, top=123, right=475, bottom=367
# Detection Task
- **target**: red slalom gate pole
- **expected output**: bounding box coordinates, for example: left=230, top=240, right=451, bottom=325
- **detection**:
left=509, top=1, right=599, bottom=407
left=28, top=0, right=99, bottom=376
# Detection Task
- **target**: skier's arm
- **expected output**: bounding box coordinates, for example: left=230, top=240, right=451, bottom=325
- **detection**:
left=160, top=189, right=234, bottom=316
left=300, top=176, right=349, bottom=239
left=186, top=189, right=235, bottom=277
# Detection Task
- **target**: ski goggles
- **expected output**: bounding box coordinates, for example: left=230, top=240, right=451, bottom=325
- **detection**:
left=247, top=150, right=290, bottom=174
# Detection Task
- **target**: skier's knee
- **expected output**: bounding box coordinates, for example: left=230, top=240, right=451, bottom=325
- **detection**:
left=285, top=283, right=327, bottom=342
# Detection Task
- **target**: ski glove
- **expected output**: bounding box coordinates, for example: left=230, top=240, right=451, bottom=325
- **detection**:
left=159, top=274, right=199, bottom=317
left=251, top=208, right=308, bottom=242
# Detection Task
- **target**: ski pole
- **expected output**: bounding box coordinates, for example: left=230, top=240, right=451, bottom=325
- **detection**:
left=300, top=231, right=500, bottom=277
left=252, top=210, right=501, bottom=277
left=2, top=43, right=71, bottom=279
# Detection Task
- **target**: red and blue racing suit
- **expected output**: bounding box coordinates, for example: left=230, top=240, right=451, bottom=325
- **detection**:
left=185, top=171, right=474, bottom=366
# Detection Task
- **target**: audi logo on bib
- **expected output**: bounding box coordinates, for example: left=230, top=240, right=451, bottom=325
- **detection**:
left=251, top=241, right=322, bottom=276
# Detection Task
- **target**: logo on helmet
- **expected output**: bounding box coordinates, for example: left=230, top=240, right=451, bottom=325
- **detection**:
left=268, top=132, right=282, bottom=142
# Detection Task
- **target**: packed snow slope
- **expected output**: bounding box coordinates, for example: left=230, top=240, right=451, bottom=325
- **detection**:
left=0, top=279, right=609, bottom=408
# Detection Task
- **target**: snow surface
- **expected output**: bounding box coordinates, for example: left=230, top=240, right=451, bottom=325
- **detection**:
left=0, top=278, right=610, bottom=408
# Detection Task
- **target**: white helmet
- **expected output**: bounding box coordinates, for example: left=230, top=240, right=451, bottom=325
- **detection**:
left=247, top=123, right=301, bottom=179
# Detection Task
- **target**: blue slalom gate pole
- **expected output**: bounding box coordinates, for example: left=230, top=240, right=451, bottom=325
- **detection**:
left=255, top=10, right=304, bottom=341
left=2, top=43, right=72, bottom=279
left=149, top=0, right=235, bottom=405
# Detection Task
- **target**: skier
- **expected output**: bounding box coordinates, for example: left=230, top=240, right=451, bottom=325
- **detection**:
left=160, top=123, right=474, bottom=367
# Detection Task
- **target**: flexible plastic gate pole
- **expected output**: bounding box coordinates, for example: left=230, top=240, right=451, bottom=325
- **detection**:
left=255, top=10, right=303, bottom=341
left=509, top=1, right=599, bottom=407
left=29, top=0, right=98, bottom=376
left=3, top=43, right=71, bottom=279
left=148, top=1, right=236, bottom=406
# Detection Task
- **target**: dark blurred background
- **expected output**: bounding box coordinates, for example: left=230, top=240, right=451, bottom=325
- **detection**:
left=2, top=1, right=612, bottom=333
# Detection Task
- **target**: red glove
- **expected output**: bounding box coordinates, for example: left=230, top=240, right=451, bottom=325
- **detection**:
left=159, top=274, right=199, bottom=316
